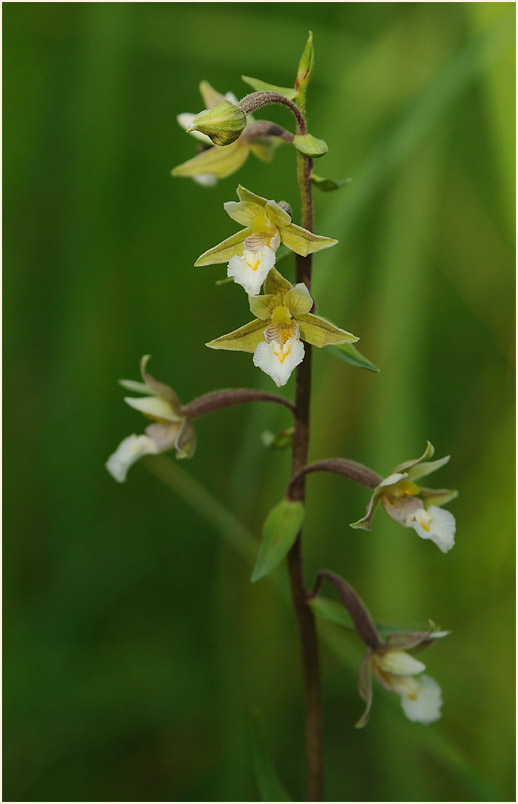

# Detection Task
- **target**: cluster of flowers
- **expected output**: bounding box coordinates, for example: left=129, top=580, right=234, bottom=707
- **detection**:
left=196, top=184, right=357, bottom=386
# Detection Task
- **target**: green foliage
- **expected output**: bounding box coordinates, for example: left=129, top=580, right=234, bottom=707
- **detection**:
left=250, top=709, right=292, bottom=801
left=293, top=133, right=328, bottom=157
left=328, top=342, right=380, bottom=372
left=241, top=75, right=297, bottom=100
left=251, top=500, right=304, bottom=582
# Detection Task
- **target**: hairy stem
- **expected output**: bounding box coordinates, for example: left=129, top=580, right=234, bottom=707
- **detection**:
left=286, top=94, right=323, bottom=802
left=286, top=459, right=382, bottom=500
left=184, top=388, right=295, bottom=419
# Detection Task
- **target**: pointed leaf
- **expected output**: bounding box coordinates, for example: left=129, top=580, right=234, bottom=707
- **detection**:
left=241, top=74, right=297, bottom=101
left=280, top=222, right=337, bottom=257
left=311, top=173, right=351, bottom=192
left=171, top=139, right=249, bottom=180
left=194, top=227, right=251, bottom=266
left=250, top=709, right=292, bottom=801
left=251, top=500, right=304, bottom=582
left=329, top=342, right=380, bottom=373
left=293, top=134, right=328, bottom=158
left=206, top=319, right=265, bottom=353
left=298, top=313, right=358, bottom=348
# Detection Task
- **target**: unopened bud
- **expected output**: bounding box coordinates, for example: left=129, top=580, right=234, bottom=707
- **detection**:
left=188, top=100, right=247, bottom=146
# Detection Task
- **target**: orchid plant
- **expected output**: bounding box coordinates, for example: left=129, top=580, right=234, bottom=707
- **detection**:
left=106, top=34, right=457, bottom=801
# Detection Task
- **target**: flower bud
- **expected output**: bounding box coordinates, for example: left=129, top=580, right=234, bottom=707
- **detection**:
left=188, top=100, right=247, bottom=146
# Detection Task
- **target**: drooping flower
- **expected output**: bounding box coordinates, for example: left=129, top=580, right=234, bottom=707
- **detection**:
left=172, top=82, right=277, bottom=186
left=106, top=357, right=195, bottom=482
left=351, top=442, right=457, bottom=553
left=194, top=185, right=338, bottom=297
left=206, top=268, right=358, bottom=387
left=357, top=627, right=448, bottom=728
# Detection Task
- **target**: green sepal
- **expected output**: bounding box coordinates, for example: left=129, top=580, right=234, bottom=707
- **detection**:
left=296, top=31, right=314, bottom=91
left=280, top=222, right=337, bottom=257
left=199, top=80, right=225, bottom=109
left=206, top=319, right=266, bottom=353
left=118, top=379, right=154, bottom=394
left=329, top=342, right=380, bottom=373
left=293, top=133, right=328, bottom=158
left=408, top=455, right=450, bottom=482
left=237, top=184, right=268, bottom=208
left=298, top=313, right=358, bottom=348
left=189, top=100, right=247, bottom=146
left=171, top=139, right=249, bottom=180
left=250, top=709, right=292, bottom=801
left=355, top=654, right=374, bottom=729
left=264, top=267, right=292, bottom=295
left=392, top=442, right=435, bottom=475
left=241, top=74, right=297, bottom=101
left=311, top=173, right=351, bottom=192
left=248, top=138, right=276, bottom=163
left=194, top=227, right=251, bottom=266
left=251, top=500, right=304, bottom=582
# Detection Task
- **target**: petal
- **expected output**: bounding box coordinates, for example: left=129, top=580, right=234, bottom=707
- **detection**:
left=392, top=441, right=435, bottom=475
left=171, top=140, right=249, bottom=180
left=376, top=651, right=426, bottom=677
left=382, top=495, right=423, bottom=527
left=194, top=227, right=251, bottom=266
left=199, top=80, right=225, bottom=108
left=224, top=200, right=259, bottom=226
left=283, top=283, right=313, bottom=317
left=280, top=222, right=338, bottom=256
left=297, top=312, right=358, bottom=348
left=419, top=487, right=458, bottom=507
left=265, top=199, right=292, bottom=228
left=253, top=338, right=304, bottom=387
left=145, top=422, right=181, bottom=452
left=236, top=184, right=268, bottom=208
left=227, top=246, right=276, bottom=296
left=249, top=293, right=277, bottom=321
left=399, top=675, right=443, bottom=724
left=350, top=489, right=382, bottom=530
left=139, top=355, right=183, bottom=412
left=193, top=173, right=218, bottom=187
left=410, top=506, right=456, bottom=553
left=264, top=266, right=292, bottom=295
left=124, top=395, right=182, bottom=422
left=355, top=653, right=374, bottom=729
left=378, top=472, right=408, bottom=489
left=408, top=454, right=451, bottom=482
left=118, top=379, right=154, bottom=394
left=206, top=318, right=266, bottom=353
left=105, top=434, right=158, bottom=483
left=248, top=138, right=276, bottom=163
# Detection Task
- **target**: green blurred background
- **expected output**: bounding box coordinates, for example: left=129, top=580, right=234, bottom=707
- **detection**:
left=4, top=3, right=515, bottom=801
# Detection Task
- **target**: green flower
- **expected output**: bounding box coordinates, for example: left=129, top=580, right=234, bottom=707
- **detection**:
left=351, top=442, right=458, bottom=552
left=206, top=268, right=357, bottom=387
left=172, top=82, right=276, bottom=186
left=195, top=185, right=338, bottom=271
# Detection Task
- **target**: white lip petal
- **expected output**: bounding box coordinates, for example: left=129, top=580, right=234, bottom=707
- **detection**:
left=399, top=674, right=443, bottom=724
left=253, top=337, right=304, bottom=387
left=227, top=246, right=276, bottom=296
left=410, top=505, right=456, bottom=553
left=105, top=434, right=158, bottom=483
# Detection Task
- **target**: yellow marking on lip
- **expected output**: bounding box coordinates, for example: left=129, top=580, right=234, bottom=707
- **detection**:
left=246, top=253, right=262, bottom=271
left=274, top=344, right=291, bottom=364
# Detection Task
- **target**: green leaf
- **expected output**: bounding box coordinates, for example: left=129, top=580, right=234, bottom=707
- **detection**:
left=296, top=31, right=314, bottom=90
left=298, top=313, right=358, bottom=348
left=310, top=596, right=437, bottom=641
left=329, top=342, right=380, bottom=373
left=251, top=500, right=304, bottom=582
left=241, top=74, right=297, bottom=101
left=261, top=427, right=294, bottom=450
left=311, top=173, right=351, bottom=192
left=206, top=318, right=265, bottom=353
left=293, top=133, right=328, bottom=158
left=250, top=709, right=292, bottom=801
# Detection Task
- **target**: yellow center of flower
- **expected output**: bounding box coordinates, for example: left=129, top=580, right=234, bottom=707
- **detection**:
left=245, top=252, right=262, bottom=271
left=273, top=343, right=291, bottom=363
left=391, top=479, right=420, bottom=499
left=412, top=508, right=433, bottom=532
left=271, top=305, right=292, bottom=326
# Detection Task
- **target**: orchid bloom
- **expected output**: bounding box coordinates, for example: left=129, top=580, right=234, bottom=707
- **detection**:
left=172, top=82, right=276, bottom=186
left=194, top=185, right=338, bottom=297
left=106, top=357, right=195, bottom=482
left=357, top=627, right=448, bottom=727
left=351, top=442, right=458, bottom=553
left=206, top=268, right=358, bottom=387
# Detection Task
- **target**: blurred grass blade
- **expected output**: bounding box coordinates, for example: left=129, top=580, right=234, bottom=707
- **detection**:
left=329, top=342, right=380, bottom=372
left=250, top=709, right=292, bottom=801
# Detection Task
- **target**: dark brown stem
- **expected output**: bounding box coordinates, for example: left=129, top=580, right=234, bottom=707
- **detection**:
left=286, top=459, right=382, bottom=500
left=309, top=571, right=382, bottom=651
left=183, top=388, right=295, bottom=419
left=241, top=120, right=295, bottom=144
